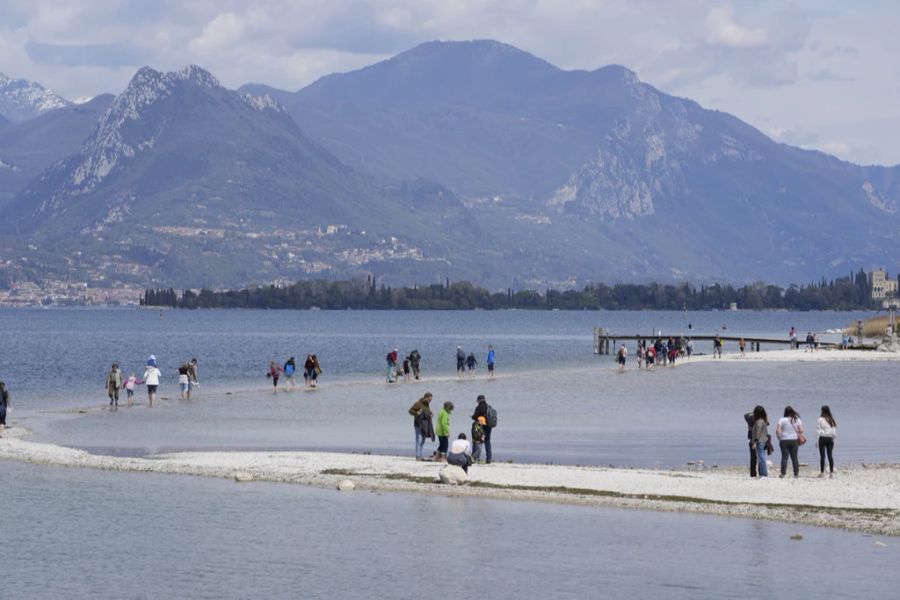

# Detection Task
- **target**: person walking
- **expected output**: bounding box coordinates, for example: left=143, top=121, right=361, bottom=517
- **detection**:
left=284, top=356, right=297, bottom=388
left=456, top=347, right=466, bottom=377
left=267, top=360, right=282, bottom=391
left=409, top=349, right=422, bottom=380
left=486, top=345, right=496, bottom=378
left=143, top=360, right=162, bottom=407
left=750, top=405, right=770, bottom=478
left=713, top=335, right=723, bottom=358
left=123, top=373, right=142, bottom=406
left=106, top=363, right=123, bottom=407
left=616, top=344, right=627, bottom=371
left=739, top=338, right=746, bottom=357
left=789, top=327, right=798, bottom=350
left=408, top=393, right=435, bottom=460
left=816, top=405, right=837, bottom=478
left=471, top=394, right=495, bottom=463
left=857, top=320, right=865, bottom=345
left=465, top=352, right=478, bottom=377
left=447, top=433, right=473, bottom=473
left=402, top=356, right=411, bottom=382
left=304, top=355, right=317, bottom=388
left=0, top=381, right=10, bottom=435
left=386, top=349, right=399, bottom=383
left=188, top=358, right=199, bottom=396
left=744, top=409, right=757, bottom=477
left=776, top=405, right=804, bottom=478
left=310, top=354, right=321, bottom=388
left=177, top=363, right=191, bottom=400
left=435, top=401, right=453, bottom=461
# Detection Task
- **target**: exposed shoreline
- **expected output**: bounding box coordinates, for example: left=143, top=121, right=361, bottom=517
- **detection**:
left=2, top=425, right=898, bottom=537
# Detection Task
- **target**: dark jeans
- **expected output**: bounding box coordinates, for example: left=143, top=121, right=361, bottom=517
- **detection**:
left=484, top=426, right=493, bottom=462
left=780, top=439, right=800, bottom=477
left=749, top=441, right=757, bottom=477
left=819, top=437, right=835, bottom=473
left=437, top=436, right=448, bottom=454
left=447, top=452, right=470, bottom=473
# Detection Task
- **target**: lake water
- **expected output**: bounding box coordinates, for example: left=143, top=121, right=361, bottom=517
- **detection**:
left=2, top=308, right=897, bottom=597
left=2, top=460, right=897, bottom=600
left=2, top=308, right=896, bottom=468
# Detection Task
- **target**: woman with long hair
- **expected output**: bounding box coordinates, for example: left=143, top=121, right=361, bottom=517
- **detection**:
left=750, top=405, right=770, bottom=478
left=816, top=405, right=837, bottom=478
left=775, top=405, right=804, bottom=478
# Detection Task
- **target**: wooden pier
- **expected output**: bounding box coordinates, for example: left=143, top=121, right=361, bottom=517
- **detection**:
left=592, top=328, right=838, bottom=355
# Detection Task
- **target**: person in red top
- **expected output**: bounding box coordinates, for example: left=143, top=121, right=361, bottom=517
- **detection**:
left=386, top=349, right=399, bottom=383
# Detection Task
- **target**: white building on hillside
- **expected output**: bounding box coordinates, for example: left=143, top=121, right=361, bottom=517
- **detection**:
left=871, top=268, right=898, bottom=305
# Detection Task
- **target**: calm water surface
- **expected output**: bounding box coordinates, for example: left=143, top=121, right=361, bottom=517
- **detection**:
left=2, top=308, right=897, bottom=468
left=2, top=460, right=897, bottom=600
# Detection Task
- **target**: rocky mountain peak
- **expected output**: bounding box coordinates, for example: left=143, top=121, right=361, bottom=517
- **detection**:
left=0, top=72, right=70, bottom=121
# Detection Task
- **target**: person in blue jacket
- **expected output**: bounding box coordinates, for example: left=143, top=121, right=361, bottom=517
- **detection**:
left=486, top=345, right=496, bottom=378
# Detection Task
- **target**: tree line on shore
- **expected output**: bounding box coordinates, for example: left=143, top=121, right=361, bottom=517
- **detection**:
left=140, top=270, right=878, bottom=311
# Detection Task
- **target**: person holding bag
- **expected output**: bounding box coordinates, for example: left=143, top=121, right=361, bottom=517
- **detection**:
left=776, top=405, right=804, bottom=478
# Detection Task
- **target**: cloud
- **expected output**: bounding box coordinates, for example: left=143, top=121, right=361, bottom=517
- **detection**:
left=821, top=44, right=858, bottom=58
left=806, top=68, right=854, bottom=82
left=706, top=6, right=767, bottom=48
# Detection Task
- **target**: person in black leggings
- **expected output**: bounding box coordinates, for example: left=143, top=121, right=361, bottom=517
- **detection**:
left=816, top=405, right=837, bottom=478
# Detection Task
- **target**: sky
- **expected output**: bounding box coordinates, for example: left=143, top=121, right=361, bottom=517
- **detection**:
left=2, top=0, right=898, bottom=166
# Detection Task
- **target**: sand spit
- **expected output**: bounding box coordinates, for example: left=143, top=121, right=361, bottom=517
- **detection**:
left=691, top=348, right=900, bottom=363
left=2, top=426, right=898, bottom=537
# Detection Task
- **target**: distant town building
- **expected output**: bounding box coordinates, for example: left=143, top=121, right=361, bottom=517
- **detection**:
left=871, top=268, right=899, bottom=304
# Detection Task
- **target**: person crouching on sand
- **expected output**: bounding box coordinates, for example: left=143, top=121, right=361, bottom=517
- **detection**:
left=447, top=433, right=473, bottom=473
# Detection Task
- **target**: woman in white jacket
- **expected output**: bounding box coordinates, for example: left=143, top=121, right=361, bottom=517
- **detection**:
left=816, top=405, right=837, bottom=478
left=143, top=359, right=162, bottom=407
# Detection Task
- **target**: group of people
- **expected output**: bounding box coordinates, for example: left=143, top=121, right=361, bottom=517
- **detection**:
left=101, top=355, right=197, bottom=408
left=269, top=355, right=321, bottom=390
left=456, top=345, right=495, bottom=378
left=626, top=337, right=694, bottom=370
left=408, top=392, right=497, bottom=471
left=386, top=349, right=422, bottom=383
left=745, top=404, right=837, bottom=478
left=104, top=355, right=198, bottom=408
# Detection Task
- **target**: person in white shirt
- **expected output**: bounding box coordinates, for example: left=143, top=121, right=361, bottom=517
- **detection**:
left=775, top=405, right=804, bottom=478
left=447, top=433, right=472, bottom=473
left=143, top=360, right=162, bottom=408
left=816, top=405, right=837, bottom=478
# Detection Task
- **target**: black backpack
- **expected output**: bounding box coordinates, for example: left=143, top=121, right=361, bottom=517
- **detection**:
left=486, top=404, right=498, bottom=428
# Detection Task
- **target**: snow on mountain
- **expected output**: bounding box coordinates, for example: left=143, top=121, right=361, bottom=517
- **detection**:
left=0, top=73, right=70, bottom=121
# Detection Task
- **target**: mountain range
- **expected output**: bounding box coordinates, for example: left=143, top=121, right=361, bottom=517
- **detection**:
left=1, top=40, right=898, bottom=290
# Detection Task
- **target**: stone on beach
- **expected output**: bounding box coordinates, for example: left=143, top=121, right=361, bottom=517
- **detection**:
left=233, top=472, right=254, bottom=482
left=439, top=465, right=468, bottom=485
left=336, top=479, right=356, bottom=491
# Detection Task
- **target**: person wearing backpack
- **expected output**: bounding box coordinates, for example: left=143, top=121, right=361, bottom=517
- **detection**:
left=106, top=363, right=123, bottom=408
left=471, top=394, right=496, bottom=463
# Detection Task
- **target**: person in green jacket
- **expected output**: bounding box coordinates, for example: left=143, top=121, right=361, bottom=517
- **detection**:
left=435, top=401, right=454, bottom=461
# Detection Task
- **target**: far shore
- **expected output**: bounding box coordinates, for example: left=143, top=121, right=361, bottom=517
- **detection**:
left=2, top=426, right=897, bottom=537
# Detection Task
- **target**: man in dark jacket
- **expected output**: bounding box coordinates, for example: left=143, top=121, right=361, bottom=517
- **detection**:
left=471, top=394, right=493, bottom=464
left=409, top=349, right=422, bottom=380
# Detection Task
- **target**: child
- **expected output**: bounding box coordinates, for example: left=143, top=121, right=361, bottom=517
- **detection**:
left=402, top=357, right=411, bottom=382
left=471, top=416, right=487, bottom=463
left=267, top=360, right=282, bottom=391
left=124, top=374, right=143, bottom=406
